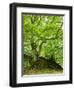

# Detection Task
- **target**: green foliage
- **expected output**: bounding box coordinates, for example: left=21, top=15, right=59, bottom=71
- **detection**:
left=23, top=14, right=64, bottom=74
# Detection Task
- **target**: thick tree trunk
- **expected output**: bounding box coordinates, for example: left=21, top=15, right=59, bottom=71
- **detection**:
left=32, top=50, right=39, bottom=61
left=30, top=40, right=39, bottom=61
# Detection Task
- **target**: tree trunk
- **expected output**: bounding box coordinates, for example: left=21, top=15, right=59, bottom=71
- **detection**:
left=32, top=50, right=39, bottom=61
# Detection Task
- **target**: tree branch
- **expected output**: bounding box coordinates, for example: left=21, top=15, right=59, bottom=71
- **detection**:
left=44, top=22, right=63, bottom=40
left=38, top=22, right=63, bottom=56
left=56, top=22, right=63, bottom=38
left=38, top=41, right=46, bottom=55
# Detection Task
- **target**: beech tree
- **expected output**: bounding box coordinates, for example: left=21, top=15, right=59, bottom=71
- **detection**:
left=23, top=14, right=63, bottom=67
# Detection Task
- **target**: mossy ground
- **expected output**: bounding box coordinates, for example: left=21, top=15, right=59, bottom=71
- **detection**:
left=24, top=68, right=63, bottom=75
left=23, top=56, right=63, bottom=75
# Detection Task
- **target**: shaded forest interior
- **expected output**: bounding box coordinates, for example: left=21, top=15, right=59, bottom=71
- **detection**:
left=24, top=54, right=63, bottom=75
left=23, top=14, right=63, bottom=75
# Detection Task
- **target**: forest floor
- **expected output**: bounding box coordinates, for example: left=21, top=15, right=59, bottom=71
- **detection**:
left=23, top=55, right=63, bottom=75
left=24, top=68, right=63, bottom=75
